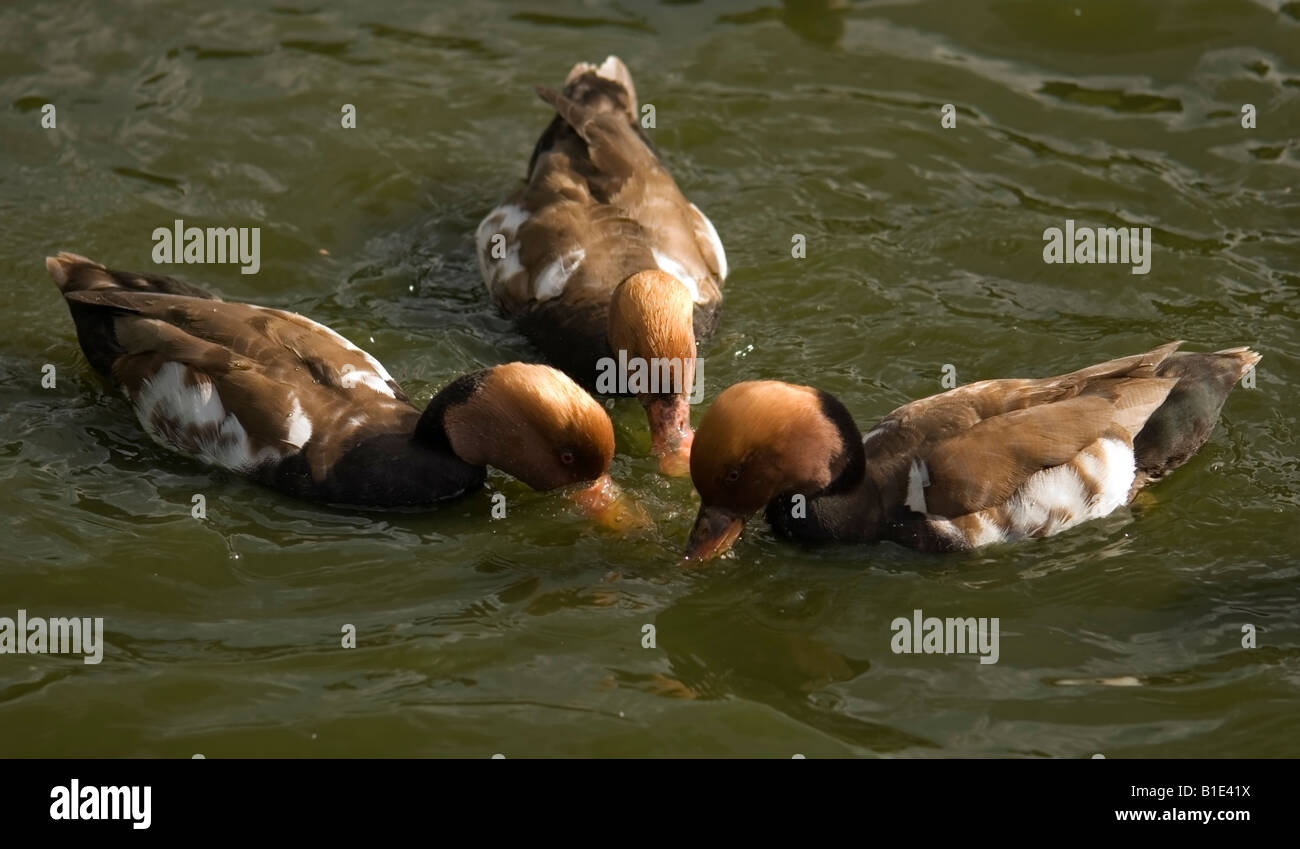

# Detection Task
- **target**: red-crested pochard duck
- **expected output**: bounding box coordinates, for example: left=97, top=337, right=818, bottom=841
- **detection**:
left=47, top=252, right=640, bottom=525
left=685, top=342, right=1260, bottom=560
left=475, top=55, right=727, bottom=476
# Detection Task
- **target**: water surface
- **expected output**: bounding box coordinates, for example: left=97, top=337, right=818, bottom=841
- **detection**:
left=1, top=0, right=1297, bottom=756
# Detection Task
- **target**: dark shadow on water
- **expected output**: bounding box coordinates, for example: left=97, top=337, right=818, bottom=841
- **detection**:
left=643, top=581, right=939, bottom=753
left=717, top=0, right=849, bottom=48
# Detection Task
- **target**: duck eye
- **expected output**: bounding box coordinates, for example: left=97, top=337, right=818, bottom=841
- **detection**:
left=724, top=468, right=741, bottom=484
left=560, top=451, right=575, bottom=465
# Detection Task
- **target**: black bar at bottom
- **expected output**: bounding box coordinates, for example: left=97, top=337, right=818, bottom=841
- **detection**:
left=2, top=758, right=1280, bottom=835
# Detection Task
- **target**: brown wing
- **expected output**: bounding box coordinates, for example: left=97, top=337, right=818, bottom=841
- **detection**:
left=477, top=63, right=724, bottom=320
left=920, top=381, right=1176, bottom=516
left=62, top=287, right=417, bottom=480
left=65, top=289, right=408, bottom=403
left=863, top=343, right=1183, bottom=517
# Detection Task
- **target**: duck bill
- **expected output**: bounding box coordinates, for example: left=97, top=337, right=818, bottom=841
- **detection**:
left=645, top=395, right=694, bottom=477
left=568, top=473, right=651, bottom=532
left=683, top=505, right=745, bottom=564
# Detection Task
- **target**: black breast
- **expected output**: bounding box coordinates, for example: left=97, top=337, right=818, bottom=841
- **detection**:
left=515, top=300, right=611, bottom=390
left=260, top=433, right=487, bottom=509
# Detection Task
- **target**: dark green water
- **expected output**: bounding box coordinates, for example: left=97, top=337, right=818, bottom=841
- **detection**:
left=1, top=0, right=1297, bottom=757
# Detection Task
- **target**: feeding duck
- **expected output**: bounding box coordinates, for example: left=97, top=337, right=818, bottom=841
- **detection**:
left=685, top=342, right=1260, bottom=560
left=475, top=55, right=727, bottom=476
left=46, top=252, right=641, bottom=526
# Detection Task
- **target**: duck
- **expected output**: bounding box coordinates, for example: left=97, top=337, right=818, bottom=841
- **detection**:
left=684, top=342, right=1260, bottom=560
left=475, top=55, right=727, bottom=476
left=46, top=252, right=640, bottom=525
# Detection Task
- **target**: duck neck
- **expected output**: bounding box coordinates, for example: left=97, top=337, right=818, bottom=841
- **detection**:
left=817, top=389, right=867, bottom=495
left=412, top=370, right=491, bottom=458
left=764, top=391, right=882, bottom=542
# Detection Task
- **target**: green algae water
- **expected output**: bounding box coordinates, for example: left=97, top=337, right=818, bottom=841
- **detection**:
left=1, top=0, right=1297, bottom=757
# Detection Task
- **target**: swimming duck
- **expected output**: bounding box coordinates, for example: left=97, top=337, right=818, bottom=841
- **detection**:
left=47, top=252, right=638, bottom=524
left=685, top=342, right=1260, bottom=560
left=476, top=55, right=727, bottom=476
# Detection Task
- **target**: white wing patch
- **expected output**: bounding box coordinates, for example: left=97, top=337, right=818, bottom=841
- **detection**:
left=533, top=248, right=586, bottom=301
left=269, top=307, right=398, bottom=399
left=690, top=203, right=727, bottom=281
left=476, top=203, right=528, bottom=301
left=905, top=459, right=930, bottom=513
left=862, top=423, right=891, bottom=445
left=337, top=363, right=395, bottom=397
left=284, top=396, right=313, bottom=449
left=651, top=249, right=703, bottom=303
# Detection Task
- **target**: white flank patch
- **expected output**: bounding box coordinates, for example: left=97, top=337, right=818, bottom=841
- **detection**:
left=651, top=249, right=703, bottom=303
left=132, top=362, right=281, bottom=472
left=904, top=459, right=929, bottom=513
left=134, top=363, right=225, bottom=431
left=1079, top=437, right=1136, bottom=517
left=928, top=438, right=1137, bottom=550
left=967, top=513, right=1006, bottom=547
left=533, top=248, right=586, bottom=301
left=1003, top=464, right=1087, bottom=536
left=475, top=204, right=528, bottom=299
left=999, top=437, right=1135, bottom=539
left=691, top=203, right=728, bottom=281
left=205, top=416, right=279, bottom=471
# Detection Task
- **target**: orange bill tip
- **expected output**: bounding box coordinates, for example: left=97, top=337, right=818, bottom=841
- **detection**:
left=569, top=474, right=653, bottom=533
